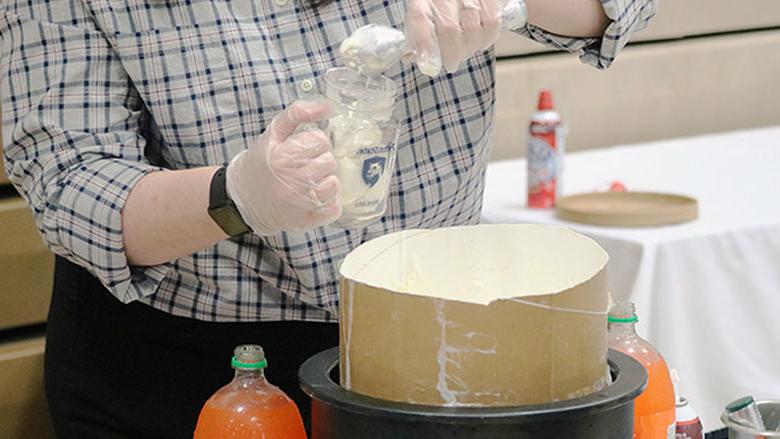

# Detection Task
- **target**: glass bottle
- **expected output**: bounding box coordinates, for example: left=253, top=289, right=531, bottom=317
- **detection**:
left=193, top=345, right=306, bottom=438
left=321, top=67, right=400, bottom=227
left=608, top=301, right=676, bottom=439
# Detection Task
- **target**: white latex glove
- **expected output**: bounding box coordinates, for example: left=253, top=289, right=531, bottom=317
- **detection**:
left=226, top=100, right=341, bottom=236
left=406, top=0, right=508, bottom=75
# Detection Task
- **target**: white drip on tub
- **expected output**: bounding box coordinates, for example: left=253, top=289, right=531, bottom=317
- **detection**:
left=343, top=281, right=355, bottom=390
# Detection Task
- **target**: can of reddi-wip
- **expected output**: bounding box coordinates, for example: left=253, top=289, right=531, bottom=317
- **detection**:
left=527, top=89, right=566, bottom=209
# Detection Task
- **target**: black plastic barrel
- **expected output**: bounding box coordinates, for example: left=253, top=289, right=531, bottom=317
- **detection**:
left=300, top=347, right=646, bottom=439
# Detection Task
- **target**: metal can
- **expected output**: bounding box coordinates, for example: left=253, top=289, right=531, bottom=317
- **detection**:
left=676, top=397, right=704, bottom=439
left=671, top=370, right=704, bottom=439
left=527, top=90, right=565, bottom=209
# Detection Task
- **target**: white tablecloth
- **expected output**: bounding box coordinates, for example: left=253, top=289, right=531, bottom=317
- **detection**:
left=481, top=127, right=780, bottom=431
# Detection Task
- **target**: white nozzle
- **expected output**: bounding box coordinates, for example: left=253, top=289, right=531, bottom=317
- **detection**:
left=670, top=368, right=683, bottom=405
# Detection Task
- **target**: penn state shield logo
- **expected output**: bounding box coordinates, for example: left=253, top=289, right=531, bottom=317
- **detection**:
left=362, top=157, right=386, bottom=188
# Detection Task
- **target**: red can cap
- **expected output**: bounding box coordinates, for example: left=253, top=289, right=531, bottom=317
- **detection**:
left=537, top=90, right=554, bottom=111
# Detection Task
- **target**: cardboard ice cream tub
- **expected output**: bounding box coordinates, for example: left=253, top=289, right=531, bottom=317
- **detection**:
left=338, top=224, right=610, bottom=407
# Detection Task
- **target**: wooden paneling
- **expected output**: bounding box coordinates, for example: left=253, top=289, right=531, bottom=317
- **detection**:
left=495, top=0, right=780, bottom=57
left=0, top=198, right=53, bottom=330
left=492, top=30, right=780, bottom=161
left=0, top=337, right=53, bottom=439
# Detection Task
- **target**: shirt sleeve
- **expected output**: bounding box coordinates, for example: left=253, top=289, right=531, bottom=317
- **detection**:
left=1, top=2, right=170, bottom=303
left=514, top=0, right=658, bottom=69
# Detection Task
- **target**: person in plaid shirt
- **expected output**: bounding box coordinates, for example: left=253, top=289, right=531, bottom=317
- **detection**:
left=1, top=0, right=655, bottom=436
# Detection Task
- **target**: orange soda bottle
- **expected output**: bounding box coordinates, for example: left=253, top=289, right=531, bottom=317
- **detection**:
left=193, top=345, right=307, bottom=439
left=608, top=302, right=676, bottom=439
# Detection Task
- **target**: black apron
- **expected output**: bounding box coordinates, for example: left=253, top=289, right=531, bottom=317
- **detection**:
left=45, top=256, right=338, bottom=438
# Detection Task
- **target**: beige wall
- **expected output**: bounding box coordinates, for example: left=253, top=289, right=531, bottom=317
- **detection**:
left=0, top=198, right=54, bottom=331
left=0, top=337, right=52, bottom=439
left=491, top=0, right=780, bottom=160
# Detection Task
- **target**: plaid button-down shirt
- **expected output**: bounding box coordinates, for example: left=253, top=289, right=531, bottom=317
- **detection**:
left=1, top=0, right=655, bottom=322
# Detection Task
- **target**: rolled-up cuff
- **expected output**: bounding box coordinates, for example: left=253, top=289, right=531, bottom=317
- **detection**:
left=514, top=0, right=658, bottom=69
left=55, top=157, right=170, bottom=303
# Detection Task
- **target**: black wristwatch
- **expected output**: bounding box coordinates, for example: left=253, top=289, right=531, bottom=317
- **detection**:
left=207, top=166, right=250, bottom=237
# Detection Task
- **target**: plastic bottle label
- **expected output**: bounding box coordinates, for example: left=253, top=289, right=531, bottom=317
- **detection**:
left=527, top=123, right=563, bottom=208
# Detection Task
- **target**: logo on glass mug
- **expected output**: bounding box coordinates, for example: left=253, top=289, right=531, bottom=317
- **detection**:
left=362, top=157, right=386, bottom=188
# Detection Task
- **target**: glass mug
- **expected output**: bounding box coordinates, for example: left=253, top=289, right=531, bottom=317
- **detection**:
left=320, top=67, right=400, bottom=228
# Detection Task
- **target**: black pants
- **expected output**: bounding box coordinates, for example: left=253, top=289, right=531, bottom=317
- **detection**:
left=45, top=257, right=339, bottom=439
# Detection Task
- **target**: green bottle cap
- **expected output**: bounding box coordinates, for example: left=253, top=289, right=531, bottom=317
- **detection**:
left=726, top=396, right=755, bottom=413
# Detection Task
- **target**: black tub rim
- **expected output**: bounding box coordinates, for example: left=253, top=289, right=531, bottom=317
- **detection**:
left=299, top=347, right=647, bottom=425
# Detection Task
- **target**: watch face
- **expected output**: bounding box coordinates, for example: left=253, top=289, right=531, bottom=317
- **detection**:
left=208, top=204, right=249, bottom=236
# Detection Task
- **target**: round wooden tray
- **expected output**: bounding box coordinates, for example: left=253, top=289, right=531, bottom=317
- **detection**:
left=555, top=192, right=698, bottom=227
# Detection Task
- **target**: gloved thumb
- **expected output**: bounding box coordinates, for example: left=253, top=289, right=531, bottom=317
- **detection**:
left=268, top=100, right=333, bottom=144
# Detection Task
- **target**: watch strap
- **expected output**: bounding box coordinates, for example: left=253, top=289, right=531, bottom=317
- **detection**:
left=208, top=166, right=250, bottom=237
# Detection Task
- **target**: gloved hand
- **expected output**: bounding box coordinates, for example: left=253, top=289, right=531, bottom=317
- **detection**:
left=406, top=0, right=508, bottom=75
left=226, top=100, right=342, bottom=236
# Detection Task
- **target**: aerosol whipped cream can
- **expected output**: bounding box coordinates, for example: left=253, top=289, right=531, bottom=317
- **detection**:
left=675, top=397, right=703, bottom=439
left=672, top=369, right=704, bottom=439
left=527, top=89, right=566, bottom=208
